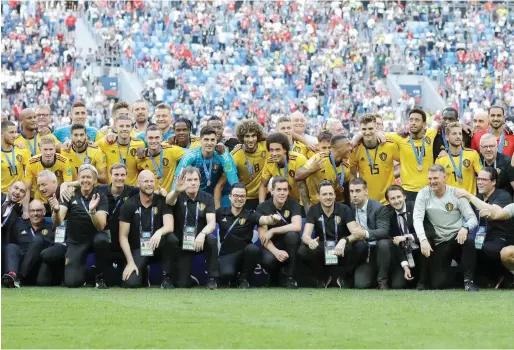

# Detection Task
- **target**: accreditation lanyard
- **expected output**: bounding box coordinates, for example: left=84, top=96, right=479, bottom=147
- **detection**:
left=223, top=217, right=240, bottom=240
left=139, top=206, right=154, bottom=234
left=150, top=148, right=164, bottom=179
left=22, top=132, right=38, bottom=156
left=3, top=148, right=17, bottom=174
left=76, top=148, right=89, bottom=164
left=448, top=148, right=464, bottom=181
left=184, top=202, right=199, bottom=228
left=329, top=152, right=344, bottom=187
left=117, top=140, right=131, bottom=164
left=321, top=214, right=338, bottom=242
left=479, top=156, right=496, bottom=169
left=409, top=136, right=425, bottom=167
left=364, top=144, right=379, bottom=172
left=490, top=129, right=505, bottom=154
left=111, top=196, right=123, bottom=216
left=275, top=210, right=289, bottom=224
left=242, top=145, right=254, bottom=179
left=80, top=198, right=92, bottom=218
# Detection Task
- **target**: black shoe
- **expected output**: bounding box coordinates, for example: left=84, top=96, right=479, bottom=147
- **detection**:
left=316, top=279, right=326, bottom=288
left=416, top=282, right=426, bottom=291
left=286, top=277, right=298, bottom=289
left=2, top=272, right=20, bottom=288
left=161, top=275, right=175, bottom=289
left=464, top=280, right=479, bottom=292
left=378, top=281, right=389, bottom=290
left=238, top=278, right=250, bottom=289
left=95, top=276, right=107, bottom=289
left=206, top=277, right=217, bottom=290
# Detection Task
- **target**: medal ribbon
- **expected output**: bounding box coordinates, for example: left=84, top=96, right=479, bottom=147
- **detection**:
left=202, top=157, right=213, bottom=184
left=490, top=129, right=505, bottom=154
left=76, top=148, right=89, bottom=164
left=442, top=130, right=449, bottom=150
left=150, top=148, right=164, bottom=179
left=364, top=143, right=379, bottom=172
left=242, top=145, right=254, bottom=179
left=329, top=152, right=344, bottom=187
left=117, top=140, right=131, bottom=164
left=448, top=148, right=464, bottom=181
left=409, top=136, right=425, bottom=167
left=3, top=148, right=17, bottom=174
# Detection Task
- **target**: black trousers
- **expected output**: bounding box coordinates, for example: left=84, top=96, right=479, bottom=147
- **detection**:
left=219, top=243, right=261, bottom=284
left=297, top=240, right=368, bottom=281
left=63, top=232, right=110, bottom=288
left=390, top=247, right=425, bottom=289
left=405, top=190, right=419, bottom=202
left=422, top=237, right=476, bottom=289
left=175, top=234, right=219, bottom=288
left=475, top=235, right=512, bottom=282
left=261, top=232, right=300, bottom=278
left=354, top=239, right=393, bottom=288
left=123, top=233, right=179, bottom=288
left=39, top=243, right=67, bottom=286
left=4, top=235, right=50, bottom=283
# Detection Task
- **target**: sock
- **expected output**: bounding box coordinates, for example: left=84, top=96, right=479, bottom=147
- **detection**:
left=510, top=270, right=514, bottom=276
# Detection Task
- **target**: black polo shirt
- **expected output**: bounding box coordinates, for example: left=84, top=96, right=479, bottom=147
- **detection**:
left=12, top=219, right=54, bottom=250
left=480, top=153, right=514, bottom=196
left=306, top=202, right=354, bottom=241
left=173, top=191, right=215, bottom=239
left=216, top=207, right=261, bottom=255
left=477, top=189, right=514, bottom=240
left=43, top=186, right=61, bottom=217
left=97, top=184, right=139, bottom=251
left=61, top=188, right=109, bottom=244
left=119, top=194, right=172, bottom=250
left=433, top=129, right=472, bottom=161
left=256, top=197, right=301, bottom=230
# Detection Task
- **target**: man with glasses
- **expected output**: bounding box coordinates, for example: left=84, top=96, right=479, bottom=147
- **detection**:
left=2, top=199, right=54, bottom=288
left=478, top=133, right=513, bottom=195
left=35, top=105, right=54, bottom=135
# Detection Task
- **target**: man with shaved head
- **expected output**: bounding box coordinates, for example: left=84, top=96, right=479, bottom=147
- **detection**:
left=2, top=199, right=55, bottom=288
left=472, top=110, right=489, bottom=134
left=119, top=170, right=176, bottom=288
left=14, top=108, right=61, bottom=157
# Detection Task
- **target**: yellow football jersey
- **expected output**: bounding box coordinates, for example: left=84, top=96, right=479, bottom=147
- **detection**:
left=25, top=154, right=73, bottom=201
left=1, top=147, right=30, bottom=194
left=14, top=133, right=60, bottom=157
left=61, top=145, right=107, bottom=180
left=231, top=141, right=268, bottom=200
left=261, top=151, right=307, bottom=203
left=136, top=145, right=185, bottom=191
left=388, top=128, right=437, bottom=192
left=350, top=140, right=399, bottom=204
left=435, top=148, right=482, bottom=195
left=291, top=140, right=315, bottom=159
left=304, top=152, right=350, bottom=204
left=95, top=137, right=146, bottom=185
left=95, top=127, right=139, bottom=141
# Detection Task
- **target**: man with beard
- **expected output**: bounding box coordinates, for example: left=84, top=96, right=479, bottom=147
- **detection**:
left=471, top=106, right=514, bottom=157
left=132, top=99, right=151, bottom=133
left=2, top=199, right=54, bottom=288
left=54, top=101, right=99, bottom=142
left=119, top=170, right=176, bottom=288
left=166, top=167, right=219, bottom=289
left=436, top=123, right=481, bottom=195
left=413, top=164, right=478, bottom=291
left=14, top=108, right=60, bottom=157
left=454, top=171, right=514, bottom=287
left=50, top=164, right=110, bottom=288
left=295, top=135, right=352, bottom=208
left=432, top=107, right=472, bottom=161
left=137, top=126, right=185, bottom=191
left=61, top=124, right=107, bottom=183
left=95, top=115, right=145, bottom=185
left=96, top=101, right=139, bottom=140
left=2, top=121, right=30, bottom=196
left=257, top=177, right=302, bottom=289
left=1, top=182, right=28, bottom=253
left=299, top=181, right=368, bottom=288
left=478, top=133, right=513, bottom=195
left=136, top=103, right=175, bottom=142
left=24, top=136, right=72, bottom=203
left=217, top=183, right=282, bottom=288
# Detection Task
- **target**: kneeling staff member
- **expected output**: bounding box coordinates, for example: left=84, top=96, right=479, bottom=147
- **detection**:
left=299, top=181, right=368, bottom=288
left=217, top=183, right=283, bottom=288
left=119, top=170, right=176, bottom=289
left=50, top=164, right=110, bottom=288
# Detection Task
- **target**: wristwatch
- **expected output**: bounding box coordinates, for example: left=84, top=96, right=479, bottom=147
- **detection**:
left=89, top=209, right=97, bottom=215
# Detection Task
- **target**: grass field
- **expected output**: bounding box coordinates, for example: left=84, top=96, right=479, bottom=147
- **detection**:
left=2, top=288, right=513, bottom=349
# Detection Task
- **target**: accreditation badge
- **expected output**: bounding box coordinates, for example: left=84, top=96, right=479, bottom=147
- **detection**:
left=55, top=222, right=66, bottom=244
left=140, top=231, right=154, bottom=256
left=324, top=241, right=337, bottom=265
left=105, top=229, right=112, bottom=243
left=475, top=226, right=487, bottom=250
left=182, top=226, right=196, bottom=251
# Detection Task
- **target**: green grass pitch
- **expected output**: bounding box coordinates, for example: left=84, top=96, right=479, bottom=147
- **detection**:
left=2, top=288, right=512, bottom=348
